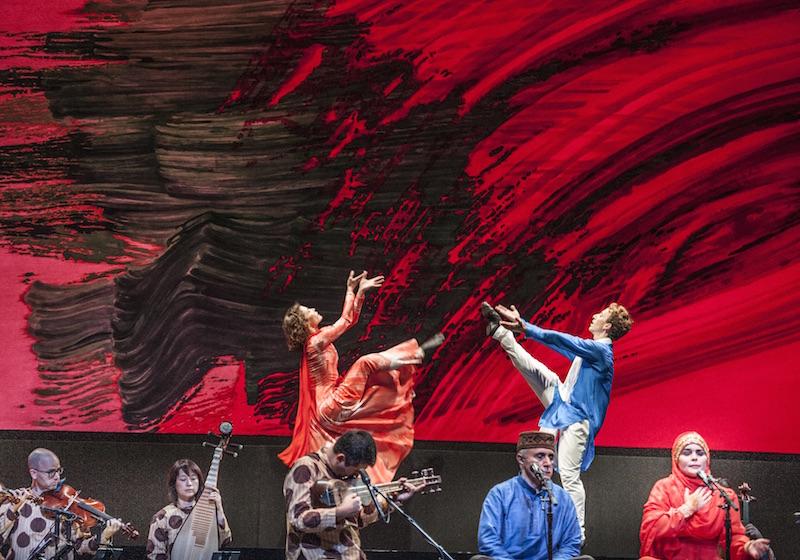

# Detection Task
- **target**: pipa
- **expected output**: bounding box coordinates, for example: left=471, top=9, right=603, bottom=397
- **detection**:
left=171, top=421, right=240, bottom=560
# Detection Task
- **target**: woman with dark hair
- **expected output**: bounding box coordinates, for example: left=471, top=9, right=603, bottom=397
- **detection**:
left=639, top=432, right=771, bottom=560
left=146, top=459, right=231, bottom=560
left=278, top=270, right=443, bottom=483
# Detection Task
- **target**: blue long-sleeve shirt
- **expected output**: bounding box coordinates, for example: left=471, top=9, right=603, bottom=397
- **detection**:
left=478, top=474, right=581, bottom=560
left=523, top=320, right=614, bottom=471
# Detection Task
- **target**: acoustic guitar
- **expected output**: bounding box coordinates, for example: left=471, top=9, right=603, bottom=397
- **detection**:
left=171, top=421, right=240, bottom=560
left=311, top=468, right=441, bottom=508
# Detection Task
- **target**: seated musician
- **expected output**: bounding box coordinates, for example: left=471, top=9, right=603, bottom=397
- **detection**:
left=471, top=431, right=589, bottom=560
left=146, top=458, right=231, bottom=560
left=283, top=429, right=423, bottom=560
left=639, top=431, right=771, bottom=560
left=0, top=448, right=123, bottom=559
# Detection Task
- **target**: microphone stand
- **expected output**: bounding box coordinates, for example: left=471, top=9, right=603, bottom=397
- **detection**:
left=28, top=506, right=78, bottom=560
left=542, top=489, right=554, bottom=560
left=371, top=485, right=455, bottom=560
left=701, top=473, right=738, bottom=560
left=529, top=464, right=557, bottom=560
left=359, top=470, right=388, bottom=523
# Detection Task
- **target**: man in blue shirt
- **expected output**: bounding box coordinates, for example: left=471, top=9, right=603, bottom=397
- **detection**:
left=472, top=431, right=584, bottom=560
left=481, top=301, right=633, bottom=544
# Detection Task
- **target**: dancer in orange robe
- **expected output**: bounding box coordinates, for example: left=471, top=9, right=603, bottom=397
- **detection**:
left=278, top=270, right=443, bottom=482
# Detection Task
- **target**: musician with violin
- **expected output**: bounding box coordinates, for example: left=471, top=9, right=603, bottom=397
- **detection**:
left=0, top=448, right=124, bottom=560
left=146, top=458, right=231, bottom=560
left=283, top=429, right=424, bottom=560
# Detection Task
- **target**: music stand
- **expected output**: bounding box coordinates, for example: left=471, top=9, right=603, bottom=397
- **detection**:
left=211, top=552, right=241, bottom=560
left=92, top=547, right=123, bottom=560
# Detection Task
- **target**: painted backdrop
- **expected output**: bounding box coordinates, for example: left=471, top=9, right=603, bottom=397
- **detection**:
left=1, top=0, right=799, bottom=454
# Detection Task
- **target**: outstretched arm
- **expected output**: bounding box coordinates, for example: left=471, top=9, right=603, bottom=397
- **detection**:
left=310, top=271, right=372, bottom=350
left=498, top=304, right=607, bottom=363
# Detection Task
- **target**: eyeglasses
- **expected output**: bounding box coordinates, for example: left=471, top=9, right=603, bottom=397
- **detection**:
left=34, top=467, right=64, bottom=478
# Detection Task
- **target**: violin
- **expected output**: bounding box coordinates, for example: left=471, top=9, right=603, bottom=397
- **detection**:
left=0, top=486, right=42, bottom=506
left=1, top=487, right=43, bottom=541
left=41, top=481, right=139, bottom=539
left=0, top=486, right=16, bottom=505
left=738, top=482, right=755, bottom=525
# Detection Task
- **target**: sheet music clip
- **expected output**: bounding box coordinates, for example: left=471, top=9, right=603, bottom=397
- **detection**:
left=211, top=552, right=241, bottom=560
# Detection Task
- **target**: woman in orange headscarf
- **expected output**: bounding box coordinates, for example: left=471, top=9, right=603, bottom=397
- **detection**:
left=278, top=270, right=443, bottom=483
left=639, top=431, right=770, bottom=560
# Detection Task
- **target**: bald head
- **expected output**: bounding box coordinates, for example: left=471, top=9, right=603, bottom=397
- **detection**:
left=28, top=448, right=58, bottom=470
left=28, top=448, right=62, bottom=494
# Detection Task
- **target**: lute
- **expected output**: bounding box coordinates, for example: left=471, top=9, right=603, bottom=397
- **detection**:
left=737, top=482, right=754, bottom=525
left=171, top=421, right=241, bottom=560
left=311, top=468, right=441, bottom=508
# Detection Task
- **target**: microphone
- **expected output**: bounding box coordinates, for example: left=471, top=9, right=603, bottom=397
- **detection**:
left=529, top=462, right=546, bottom=484
left=697, top=470, right=716, bottom=490
left=697, top=470, right=738, bottom=511
left=529, top=463, right=557, bottom=506
left=359, top=469, right=388, bottom=522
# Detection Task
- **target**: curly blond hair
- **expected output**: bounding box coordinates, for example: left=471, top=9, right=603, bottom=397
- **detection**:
left=606, top=302, right=633, bottom=340
left=283, top=302, right=311, bottom=351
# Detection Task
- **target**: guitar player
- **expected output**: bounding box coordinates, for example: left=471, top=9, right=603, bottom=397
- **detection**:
left=283, top=430, right=424, bottom=560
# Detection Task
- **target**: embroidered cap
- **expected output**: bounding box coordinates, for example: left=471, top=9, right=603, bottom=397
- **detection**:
left=517, top=431, right=556, bottom=452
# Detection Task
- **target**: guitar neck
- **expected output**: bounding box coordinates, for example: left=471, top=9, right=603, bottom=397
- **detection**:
left=355, top=476, right=432, bottom=498
left=206, top=448, right=223, bottom=489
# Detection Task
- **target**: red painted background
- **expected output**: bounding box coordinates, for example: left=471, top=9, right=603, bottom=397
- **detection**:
left=1, top=0, right=798, bottom=454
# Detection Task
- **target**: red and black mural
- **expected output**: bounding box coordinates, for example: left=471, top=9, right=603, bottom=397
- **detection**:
left=1, top=0, right=798, bottom=453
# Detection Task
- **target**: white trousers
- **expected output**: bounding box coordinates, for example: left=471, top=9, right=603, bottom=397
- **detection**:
left=493, top=326, right=590, bottom=541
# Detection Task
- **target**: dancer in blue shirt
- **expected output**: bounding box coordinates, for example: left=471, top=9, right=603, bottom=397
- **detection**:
left=472, top=431, right=584, bottom=560
left=482, top=301, right=632, bottom=544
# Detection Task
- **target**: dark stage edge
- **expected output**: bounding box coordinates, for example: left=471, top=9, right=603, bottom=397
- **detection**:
left=106, top=549, right=632, bottom=559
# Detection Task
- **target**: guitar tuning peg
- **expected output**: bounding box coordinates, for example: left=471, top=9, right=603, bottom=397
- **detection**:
left=411, top=470, right=419, bottom=477
left=421, top=468, right=432, bottom=477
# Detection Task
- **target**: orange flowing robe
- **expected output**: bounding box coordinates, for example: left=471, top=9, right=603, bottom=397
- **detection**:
left=640, top=457, right=750, bottom=559
left=278, top=291, right=419, bottom=482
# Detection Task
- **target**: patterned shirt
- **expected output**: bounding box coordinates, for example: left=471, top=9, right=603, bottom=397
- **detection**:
left=284, top=446, right=382, bottom=560
left=0, top=489, right=100, bottom=560
left=146, top=502, right=232, bottom=560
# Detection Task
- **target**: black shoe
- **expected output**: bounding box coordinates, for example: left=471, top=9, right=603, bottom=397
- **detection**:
left=481, top=301, right=501, bottom=336
left=419, top=332, right=445, bottom=364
